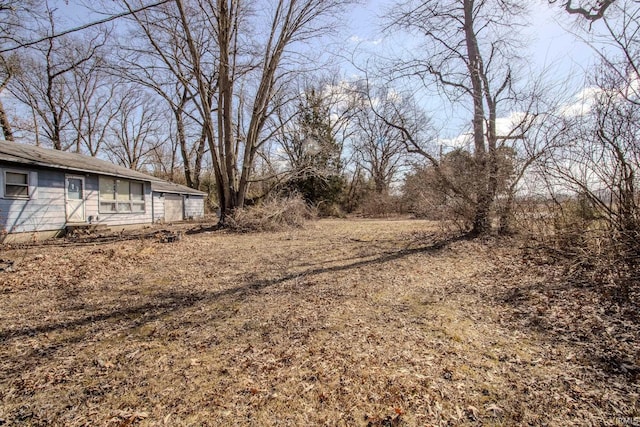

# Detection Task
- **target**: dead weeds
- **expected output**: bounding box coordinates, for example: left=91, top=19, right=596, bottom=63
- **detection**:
left=0, top=219, right=638, bottom=426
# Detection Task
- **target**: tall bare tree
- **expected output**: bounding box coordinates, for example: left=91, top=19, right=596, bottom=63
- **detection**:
left=385, top=0, right=530, bottom=235
left=68, top=53, right=120, bottom=156
left=0, top=51, right=16, bottom=141
left=352, top=85, right=407, bottom=194
left=540, top=0, right=639, bottom=263
left=173, top=0, right=354, bottom=222
left=8, top=2, right=107, bottom=150
left=105, top=87, right=167, bottom=170
left=0, top=0, right=40, bottom=141
left=115, top=0, right=213, bottom=188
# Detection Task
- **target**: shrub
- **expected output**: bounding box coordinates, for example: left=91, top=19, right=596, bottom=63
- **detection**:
left=518, top=197, right=639, bottom=305
left=225, top=195, right=316, bottom=232
left=357, top=192, right=404, bottom=217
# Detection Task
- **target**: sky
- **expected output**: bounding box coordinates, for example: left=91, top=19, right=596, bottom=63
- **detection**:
left=345, top=0, right=598, bottom=74
left=46, top=0, right=604, bottom=146
left=53, top=0, right=598, bottom=73
left=340, top=0, right=603, bottom=142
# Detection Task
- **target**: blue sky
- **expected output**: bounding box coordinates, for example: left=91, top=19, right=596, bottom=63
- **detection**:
left=340, top=0, right=602, bottom=142
left=53, top=0, right=598, bottom=76
left=345, top=0, right=597, bottom=73
left=49, top=0, right=600, bottom=143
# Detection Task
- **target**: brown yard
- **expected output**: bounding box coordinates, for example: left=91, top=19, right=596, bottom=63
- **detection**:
left=0, top=219, right=638, bottom=426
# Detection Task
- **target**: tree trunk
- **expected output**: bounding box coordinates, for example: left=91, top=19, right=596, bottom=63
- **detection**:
left=463, top=0, right=492, bottom=236
left=175, top=107, right=194, bottom=188
left=175, top=0, right=226, bottom=223
left=216, top=0, right=238, bottom=220
left=0, top=98, right=14, bottom=141
left=472, top=194, right=492, bottom=236
left=498, top=193, right=514, bottom=235
left=193, top=131, right=206, bottom=189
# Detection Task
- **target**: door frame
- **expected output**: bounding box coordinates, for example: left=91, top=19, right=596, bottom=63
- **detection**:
left=65, top=175, right=86, bottom=223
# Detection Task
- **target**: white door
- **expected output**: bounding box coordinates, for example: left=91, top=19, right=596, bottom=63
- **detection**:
left=164, top=194, right=184, bottom=222
left=65, top=176, right=86, bottom=222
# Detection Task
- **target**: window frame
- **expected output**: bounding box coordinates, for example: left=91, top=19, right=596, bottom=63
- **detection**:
left=3, top=169, right=31, bottom=199
left=130, top=181, right=145, bottom=213
left=98, top=176, right=146, bottom=214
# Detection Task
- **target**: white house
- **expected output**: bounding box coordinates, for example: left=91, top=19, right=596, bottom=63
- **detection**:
left=0, top=141, right=206, bottom=242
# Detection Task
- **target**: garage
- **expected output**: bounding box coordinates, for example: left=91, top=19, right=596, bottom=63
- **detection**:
left=163, top=193, right=184, bottom=222
left=151, top=181, right=206, bottom=223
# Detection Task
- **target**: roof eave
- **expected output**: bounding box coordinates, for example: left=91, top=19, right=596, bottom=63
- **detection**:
left=0, top=157, right=158, bottom=182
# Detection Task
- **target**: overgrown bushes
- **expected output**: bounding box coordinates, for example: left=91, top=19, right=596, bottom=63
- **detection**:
left=357, top=192, right=404, bottom=217
left=513, top=197, right=639, bottom=306
left=225, top=195, right=316, bottom=232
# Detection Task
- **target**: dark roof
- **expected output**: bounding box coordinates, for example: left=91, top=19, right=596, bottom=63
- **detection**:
left=0, top=140, right=205, bottom=196
left=151, top=180, right=206, bottom=196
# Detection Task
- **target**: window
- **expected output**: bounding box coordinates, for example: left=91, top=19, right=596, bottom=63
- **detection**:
left=4, top=171, right=30, bottom=199
left=99, top=177, right=117, bottom=212
left=99, top=177, right=145, bottom=213
left=131, top=182, right=145, bottom=213
left=116, top=180, right=131, bottom=212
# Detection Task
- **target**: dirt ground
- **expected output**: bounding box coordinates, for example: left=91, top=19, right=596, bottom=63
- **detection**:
left=0, top=219, right=638, bottom=426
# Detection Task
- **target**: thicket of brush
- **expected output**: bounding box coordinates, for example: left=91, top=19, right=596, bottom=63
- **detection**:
left=513, top=197, right=639, bottom=308
left=225, top=195, right=317, bottom=232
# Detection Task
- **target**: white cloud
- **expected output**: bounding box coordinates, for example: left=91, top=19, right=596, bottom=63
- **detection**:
left=385, top=88, right=402, bottom=103
left=322, top=80, right=358, bottom=111
left=438, top=132, right=473, bottom=149
left=559, top=87, right=602, bottom=117
left=348, top=35, right=385, bottom=46
left=437, top=111, right=537, bottom=149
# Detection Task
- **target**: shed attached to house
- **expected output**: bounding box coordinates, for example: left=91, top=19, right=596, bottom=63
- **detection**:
left=0, top=140, right=206, bottom=242
left=151, top=181, right=206, bottom=223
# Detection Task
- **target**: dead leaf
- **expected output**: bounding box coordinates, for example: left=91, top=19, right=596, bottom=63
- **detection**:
left=485, top=403, right=503, bottom=416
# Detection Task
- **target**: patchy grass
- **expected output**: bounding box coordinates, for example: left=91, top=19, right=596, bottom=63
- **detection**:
left=0, top=219, right=638, bottom=426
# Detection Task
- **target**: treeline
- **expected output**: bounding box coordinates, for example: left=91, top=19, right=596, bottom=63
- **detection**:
left=0, top=1, right=637, bottom=257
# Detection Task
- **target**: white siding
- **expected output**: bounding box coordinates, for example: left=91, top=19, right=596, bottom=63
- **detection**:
left=184, top=196, right=205, bottom=219
left=0, top=167, right=66, bottom=234
left=152, top=192, right=165, bottom=222
left=87, top=176, right=153, bottom=227
left=0, top=164, right=155, bottom=236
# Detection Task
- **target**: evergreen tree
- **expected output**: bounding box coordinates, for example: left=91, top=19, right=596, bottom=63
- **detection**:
left=284, top=88, right=345, bottom=212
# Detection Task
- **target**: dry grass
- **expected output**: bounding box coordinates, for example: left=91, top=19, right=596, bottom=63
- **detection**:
left=0, top=219, right=638, bottom=426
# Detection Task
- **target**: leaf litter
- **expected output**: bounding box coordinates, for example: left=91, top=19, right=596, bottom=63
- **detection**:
left=0, top=219, right=637, bottom=426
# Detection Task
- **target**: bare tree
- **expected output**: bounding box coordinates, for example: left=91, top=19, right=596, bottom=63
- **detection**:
left=491, top=75, right=571, bottom=233
left=8, top=2, right=107, bottom=150
left=0, top=51, right=16, bottom=141
left=115, top=0, right=213, bottom=188
left=542, top=0, right=639, bottom=239
left=270, top=76, right=357, bottom=176
left=385, top=0, right=531, bottom=235
left=68, top=54, right=120, bottom=156
left=268, top=80, right=357, bottom=211
left=0, top=0, right=40, bottom=141
left=549, top=0, right=618, bottom=20
left=173, top=0, right=354, bottom=223
left=352, top=85, right=407, bottom=194
left=104, top=88, right=167, bottom=170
